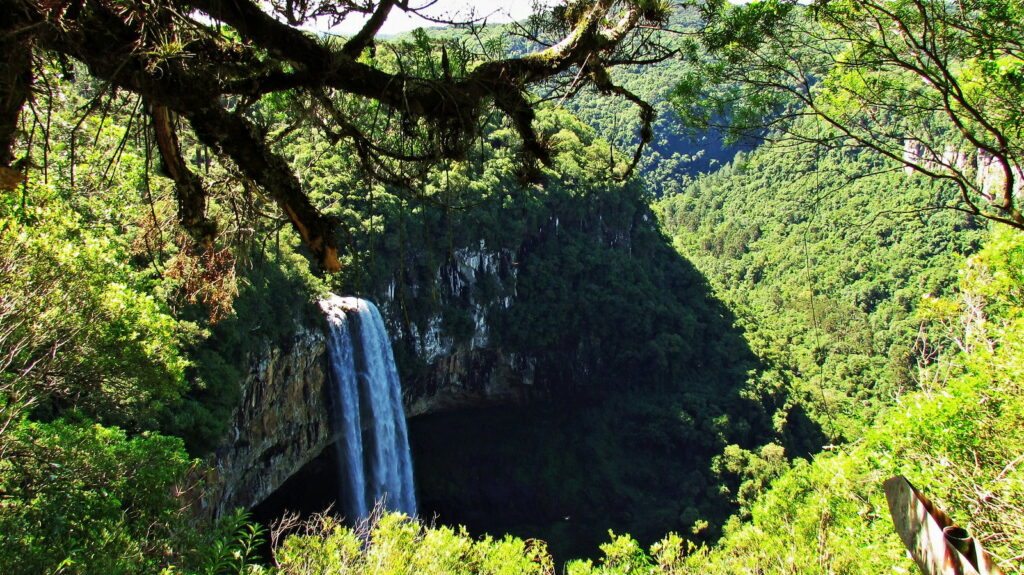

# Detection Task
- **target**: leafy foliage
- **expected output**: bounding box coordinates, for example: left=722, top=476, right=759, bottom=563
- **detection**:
left=560, top=7, right=747, bottom=197
left=0, top=417, right=266, bottom=575
left=0, top=68, right=293, bottom=574
left=671, top=226, right=1024, bottom=574
left=270, top=104, right=800, bottom=557
left=4, top=4, right=1022, bottom=574
left=0, top=179, right=193, bottom=432
left=673, top=0, right=1024, bottom=228
left=657, top=130, right=985, bottom=439
left=273, top=512, right=555, bottom=575
left=0, top=419, right=189, bottom=574
left=528, top=226, right=1024, bottom=575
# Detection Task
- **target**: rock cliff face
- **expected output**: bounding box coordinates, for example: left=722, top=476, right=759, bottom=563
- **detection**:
left=902, top=139, right=1024, bottom=198
left=210, top=192, right=656, bottom=514
left=383, top=242, right=539, bottom=418
left=209, top=242, right=535, bottom=514
left=208, top=326, right=334, bottom=517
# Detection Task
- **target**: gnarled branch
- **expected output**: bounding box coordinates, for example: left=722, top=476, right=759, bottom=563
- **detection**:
left=4, top=0, right=663, bottom=270
left=150, top=103, right=217, bottom=246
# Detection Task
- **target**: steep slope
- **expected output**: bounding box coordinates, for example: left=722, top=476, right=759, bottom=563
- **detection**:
left=561, top=227, right=1024, bottom=575
left=252, top=105, right=806, bottom=558
left=561, top=9, right=747, bottom=196
left=657, top=138, right=985, bottom=440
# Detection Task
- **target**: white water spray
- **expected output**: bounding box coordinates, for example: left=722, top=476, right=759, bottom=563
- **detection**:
left=320, top=296, right=417, bottom=519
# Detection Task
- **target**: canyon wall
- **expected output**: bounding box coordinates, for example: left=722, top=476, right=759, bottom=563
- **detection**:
left=207, top=326, right=333, bottom=517
left=208, top=184, right=682, bottom=516
left=208, top=242, right=541, bottom=514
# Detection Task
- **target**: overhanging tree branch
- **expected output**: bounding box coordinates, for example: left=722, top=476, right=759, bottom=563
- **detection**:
left=0, top=1, right=35, bottom=176
left=3, top=0, right=666, bottom=270
left=676, top=0, right=1024, bottom=230
left=150, top=103, right=217, bottom=246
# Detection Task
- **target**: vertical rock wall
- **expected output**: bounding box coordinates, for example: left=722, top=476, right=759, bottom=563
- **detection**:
left=381, top=241, right=539, bottom=417
left=210, top=208, right=643, bottom=512
left=207, top=327, right=334, bottom=517
left=208, top=244, right=535, bottom=514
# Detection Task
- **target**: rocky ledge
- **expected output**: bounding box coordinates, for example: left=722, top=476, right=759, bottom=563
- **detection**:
left=207, top=326, right=333, bottom=517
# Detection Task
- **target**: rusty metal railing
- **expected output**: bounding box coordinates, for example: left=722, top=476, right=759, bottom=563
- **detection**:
left=884, top=476, right=1004, bottom=575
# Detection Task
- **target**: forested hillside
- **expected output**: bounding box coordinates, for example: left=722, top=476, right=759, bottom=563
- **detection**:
left=0, top=55, right=796, bottom=572
left=554, top=225, right=1024, bottom=575
left=561, top=8, right=746, bottom=196
left=658, top=136, right=985, bottom=438
left=0, top=71, right=326, bottom=571
left=647, top=125, right=1024, bottom=572
left=267, top=91, right=800, bottom=558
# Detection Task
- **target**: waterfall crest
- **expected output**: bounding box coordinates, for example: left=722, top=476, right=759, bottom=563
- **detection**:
left=320, top=296, right=417, bottom=520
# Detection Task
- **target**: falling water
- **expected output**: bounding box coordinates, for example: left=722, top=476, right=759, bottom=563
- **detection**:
left=321, top=298, right=368, bottom=519
left=320, top=296, right=417, bottom=520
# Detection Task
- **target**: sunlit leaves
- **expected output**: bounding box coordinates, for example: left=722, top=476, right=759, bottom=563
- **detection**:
left=0, top=419, right=191, bottom=574
left=666, top=229, right=1024, bottom=574
left=676, top=0, right=1024, bottom=225
left=273, top=513, right=556, bottom=575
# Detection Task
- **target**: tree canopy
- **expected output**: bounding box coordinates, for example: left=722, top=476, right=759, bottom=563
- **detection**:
left=673, top=0, right=1024, bottom=229
left=1, top=0, right=672, bottom=270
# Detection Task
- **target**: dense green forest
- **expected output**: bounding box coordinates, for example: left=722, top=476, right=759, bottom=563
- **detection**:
left=658, top=138, right=985, bottom=439
left=2, top=0, right=1023, bottom=573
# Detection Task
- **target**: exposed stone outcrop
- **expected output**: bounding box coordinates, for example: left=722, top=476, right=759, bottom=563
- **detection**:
left=382, top=240, right=540, bottom=416
left=208, top=241, right=534, bottom=514
left=208, top=240, right=539, bottom=514
left=207, top=326, right=333, bottom=517
left=976, top=149, right=1024, bottom=200
left=405, top=349, right=537, bottom=417
left=210, top=203, right=643, bottom=513
left=902, top=139, right=1023, bottom=199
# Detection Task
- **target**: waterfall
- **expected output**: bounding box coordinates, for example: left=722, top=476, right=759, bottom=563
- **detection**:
left=320, top=296, right=417, bottom=520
